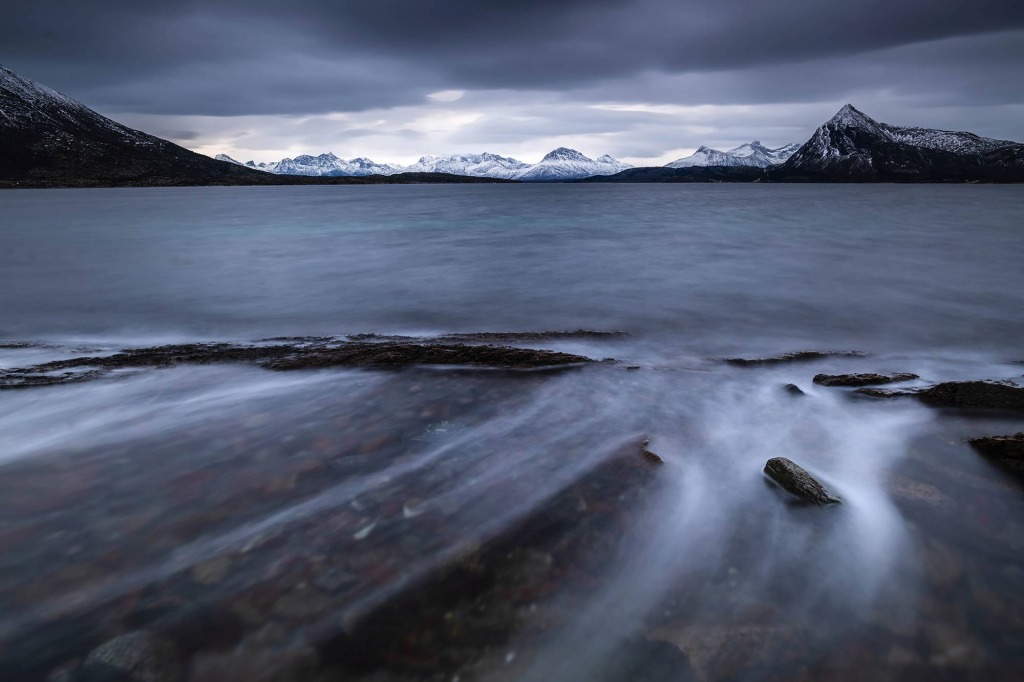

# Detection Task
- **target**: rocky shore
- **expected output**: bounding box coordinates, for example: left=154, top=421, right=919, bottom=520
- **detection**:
left=2, top=342, right=1023, bottom=681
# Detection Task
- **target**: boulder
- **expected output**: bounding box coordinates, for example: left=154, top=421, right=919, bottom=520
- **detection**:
left=917, top=381, right=1024, bottom=410
left=855, top=380, right=1024, bottom=411
left=763, top=457, right=841, bottom=505
left=969, top=433, right=1024, bottom=474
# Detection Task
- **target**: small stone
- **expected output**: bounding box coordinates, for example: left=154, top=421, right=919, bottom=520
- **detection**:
left=191, top=556, right=231, bottom=585
left=763, top=457, right=841, bottom=505
left=314, top=567, right=358, bottom=593
left=80, top=631, right=182, bottom=682
left=271, top=585, right=333, bottom=620
left=782, top=383, right=804, bottom=396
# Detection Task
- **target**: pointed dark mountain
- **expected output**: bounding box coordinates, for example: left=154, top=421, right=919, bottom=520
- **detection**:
left=771, top=104, right=1024, bottom=182
left=0, top=64, right=283, bottom=187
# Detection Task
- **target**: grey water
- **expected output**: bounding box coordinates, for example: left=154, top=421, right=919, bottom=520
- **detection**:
left=1, top=184, right=1023, bottom=680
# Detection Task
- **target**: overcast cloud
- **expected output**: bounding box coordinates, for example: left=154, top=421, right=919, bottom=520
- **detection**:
left=3, top=0, right=1022, bottom=165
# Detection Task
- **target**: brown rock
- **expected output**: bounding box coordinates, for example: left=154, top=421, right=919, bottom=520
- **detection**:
left=763, top=457, right=841, bottom=505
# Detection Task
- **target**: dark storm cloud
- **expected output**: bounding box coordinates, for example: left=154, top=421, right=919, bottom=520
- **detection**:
left=2, top=0, right=1023, bottom=116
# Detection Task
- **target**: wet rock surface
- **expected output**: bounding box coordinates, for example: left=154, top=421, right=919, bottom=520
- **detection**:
left=763, top=457, right=842, bottom=505
left=857, top=380, right=1024, bottom=411
left=917, top=381, right=1024, bottom=410
left=724, top=350, right=867, bottom=366
left=0, top=334, right=604, bottom=390
left=813, top=372, right=919, bottom=387
left=970, top=433, right=1024, bottom=474
left=782, top=383, right=805, bottom=396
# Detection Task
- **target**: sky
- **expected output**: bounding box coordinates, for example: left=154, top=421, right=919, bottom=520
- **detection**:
left=2, top=0, right=1023, bottom=166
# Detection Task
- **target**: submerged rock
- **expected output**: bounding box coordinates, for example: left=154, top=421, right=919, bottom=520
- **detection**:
left=969, top=433, right=1024, bottom=474
left=813, top=372, right=918, bottom=387
left=79, top=631, right=182, bottom=682
left=782, top=383, right=805, bottom=396
left=763, top=457, right=841, bottom=505
left=640, top=437, right=664, bottom=464
left=725, top=350, right=867, bottom=366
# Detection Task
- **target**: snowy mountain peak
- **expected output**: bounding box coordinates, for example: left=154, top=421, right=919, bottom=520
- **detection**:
left=829, top=104, right=876, bottom=128
left=1, top=64, right=80, bottom=111
left=541, top=147, right=592, bottom=162
left=215, top=153, right=242, bottom=164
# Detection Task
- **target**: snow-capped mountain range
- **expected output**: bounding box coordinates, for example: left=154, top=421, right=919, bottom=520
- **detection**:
left=216, top=153, right=401, bottom=177
left=217, top=147, right=633, bottom=180
left=220, top=141, right=798, bottom=180
left=666, top=141, right=800, bottom=168
left=403, top=152, right=530, bottom=179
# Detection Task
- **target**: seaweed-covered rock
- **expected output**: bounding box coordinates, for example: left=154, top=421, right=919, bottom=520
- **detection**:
left=763, top=457, right=841, bottom=505
left=813, top=372, right=918, bottom=387
left=79, top=631, right=182, bottom=682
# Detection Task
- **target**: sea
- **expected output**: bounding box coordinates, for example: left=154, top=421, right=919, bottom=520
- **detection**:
left=1, top=184, right=1023, bottom=680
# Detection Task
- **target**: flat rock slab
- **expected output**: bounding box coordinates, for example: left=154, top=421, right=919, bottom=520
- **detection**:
left=813, top=372, right=918, bottom=387
left=725, top=351, right=867, bottom=367
left=764, top=457, right=841, bottom=505
left=0, top=338, right=598, bottom=390
left=857, top=381, right=1024, bottom=411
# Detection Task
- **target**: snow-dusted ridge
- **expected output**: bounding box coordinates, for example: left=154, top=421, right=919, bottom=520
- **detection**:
left=217, top=147, right=632, bottom=180
left=666, top=141, right=799, bottom=168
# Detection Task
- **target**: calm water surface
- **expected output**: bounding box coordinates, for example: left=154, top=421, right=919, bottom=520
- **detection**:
left=1, top=184, right=1022, bottom=681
